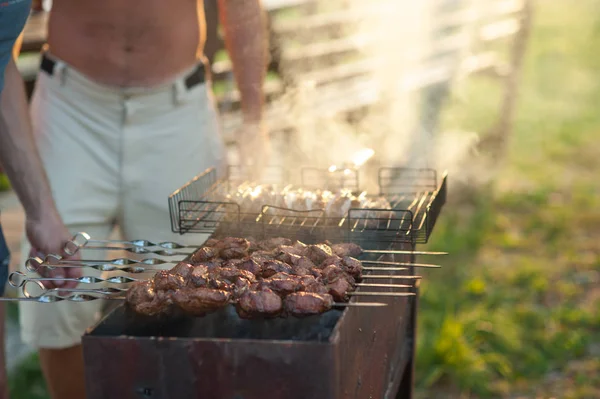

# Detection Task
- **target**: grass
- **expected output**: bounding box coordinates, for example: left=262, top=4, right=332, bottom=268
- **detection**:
left=414, top=0, right=600, bottom=397
left=7, top=1, right=600, bottom=398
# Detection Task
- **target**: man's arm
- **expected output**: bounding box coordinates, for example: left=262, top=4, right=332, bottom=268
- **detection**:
left=217, top=0, right=268, bottom=123
left=0, top=57, right=80, bottom=288
left=217, top=0, right=270, bottom=177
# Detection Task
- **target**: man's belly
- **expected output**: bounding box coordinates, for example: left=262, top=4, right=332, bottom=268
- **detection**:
left=45, top=2, right=206, bottom=88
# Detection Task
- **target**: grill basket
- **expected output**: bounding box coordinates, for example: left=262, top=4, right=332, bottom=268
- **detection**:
left=168, top=166, right=447, bottom=245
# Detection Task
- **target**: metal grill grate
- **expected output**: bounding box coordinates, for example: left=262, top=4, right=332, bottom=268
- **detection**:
left=168, top=167, right=447, bottom=244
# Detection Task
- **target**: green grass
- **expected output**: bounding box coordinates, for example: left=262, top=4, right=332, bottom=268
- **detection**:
left=415, top=1, right=600, bottom=397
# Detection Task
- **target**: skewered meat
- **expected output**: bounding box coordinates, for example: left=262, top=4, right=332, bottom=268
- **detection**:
left=262, top=272, right=305, bottom=296
left=210, top=267, right=256, bottom=284
left=237, top=289, right=283, bottom=318
left=260, top=260, right=293, bottom=278
left=342, top=256, right=363, bottom=279
left=204, top=238, right=220, bottom=247
left=127, top=237, right=370, bottom=319
left=172, top=288, right=231, bottom=316
left=189, top=246, right=218, bottom=265
left=259, top=237, right=293, bottom=250
left=188, top=266, right=210, bottom=288
left=126, top=281, right=172, bottom=316
left=331, top=243, right=363, bottom=258
left=236, top=257, right=263, bottom=275
left=275, top=250, right=302, bottom=265
left=305, top=244, right=333, bottom=265
left=284, top=292, right=334, bottom=316
left=321, top=255, right=343, bottom=268
left=169, top=262, right=195, bottom=281
left=250, top=250, right=276, bottom=263
left=153, top=271, right=186, bottom=292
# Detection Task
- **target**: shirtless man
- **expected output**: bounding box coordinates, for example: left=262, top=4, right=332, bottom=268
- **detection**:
left=11, top=1, right=269, bottom=398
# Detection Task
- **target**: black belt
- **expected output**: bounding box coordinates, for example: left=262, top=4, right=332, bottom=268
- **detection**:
left=40, top=53, right=207, bottom=90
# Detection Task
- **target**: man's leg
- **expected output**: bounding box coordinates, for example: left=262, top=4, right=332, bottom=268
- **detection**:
left=120, top=76, right=227, bottom=246
left=19, top=59, right=121, bottom=399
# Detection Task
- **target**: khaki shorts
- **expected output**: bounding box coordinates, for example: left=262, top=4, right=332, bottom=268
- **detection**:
left=18, top=53, right=227, bottom=349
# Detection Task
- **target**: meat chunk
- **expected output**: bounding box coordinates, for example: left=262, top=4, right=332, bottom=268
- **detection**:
left=153, top=271, right=185, bottom=292
left=327, top=278, right=353, bottom=302
left=169, top=262, right=194, bottom=281
left=189, top=247, right=218, bottom=265
left=292, top=240, right=308, bottom=253
left=188, top=266, right=210, bottom=287
left=215, top=237, right=251, bottom=260
left=236, top=289, right=283, bottom=318
left=305, top=244, right=333, bottom=265
left=321, top=255, right=343, bottom=269
left=250, top=250, right=275, bottom=263
left=258, top=237, right=292, bottom=250
left=284, top=292, right=334, bottom=316
left=235, top=257, right=262, bottom=275
left=260, top=260, right=293, bottom=278
left=331, top=243, right=363, bottom=258
left=342, top=256, right=363, bottom=279
left=204, top=238, right=220, bottom=247
left=172, top=288, right=231, bottom=316
left=294, top=257, right=316, bottom=270
left=126, top=281, right=171, bottom=316
left=210, top=267, right=256, bottom=284
left=262, top=273, right=305, bottom=296
left=274, top=250, right=302, bottom=265
left=320, top=265, right=355, bottom=285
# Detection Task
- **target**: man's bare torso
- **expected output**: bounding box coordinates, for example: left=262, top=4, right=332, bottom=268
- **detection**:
left=47, top=0, right=206, bottom=87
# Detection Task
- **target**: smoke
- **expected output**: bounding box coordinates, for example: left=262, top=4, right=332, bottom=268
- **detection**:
left=267, top=0, right=485, bottom=190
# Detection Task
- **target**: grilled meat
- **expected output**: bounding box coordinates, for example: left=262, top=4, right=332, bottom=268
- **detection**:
left=236, top=257, right=262, bottom=275
left=237, top=289, right=283, bottom=318
left=169, top=262, right=195, bottom=281
left=258, top=237, right=292, bottom=250
left=342, top=256, right=363, bottom=279
left=153, top=271, right=186, bottom=292
left=305, top=244, right=333, bottom=265
left=187, top=266, right=209, bottom=287
left=260, top=259, right=293, bottom=278
left=189, top=246, right=219, bottom=265
left=126, top=281, right=172, bottom=316
left=284, top=292, right=334, bottom=316
left=172, top=288, right=231, bottom=316
left=331, top=242, right=363, bottom=258
left=210, top=267, right=256, bottom=284
left=262, top=273, right=305, bottom=296
left=127, top=237, right=367, bottom=318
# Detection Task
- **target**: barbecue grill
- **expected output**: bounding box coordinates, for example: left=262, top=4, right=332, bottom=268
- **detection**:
left=74, top=165, right=448, bottom=399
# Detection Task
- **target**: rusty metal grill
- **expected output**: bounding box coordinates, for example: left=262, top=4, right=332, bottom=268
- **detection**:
left=168, top=166, right=447, bottom=244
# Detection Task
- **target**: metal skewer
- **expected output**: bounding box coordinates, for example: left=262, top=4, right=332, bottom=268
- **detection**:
left=349, top=292, right=415, bottom=297
left=363, top=267, right=409, bottom=271
left=356, top=283, right=412, bottom=288
left=361, top=260, right=441, bottom=268
left=362, top=275, right=422, bottom=280
left=362, top=250, right=448, bottom=255
left=10, top=272, right=414, bottom=290
left=332, top=302, right=388, bottom=307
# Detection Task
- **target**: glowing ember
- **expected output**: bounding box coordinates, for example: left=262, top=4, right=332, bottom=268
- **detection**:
left=352, top=148, right=375, bottom=167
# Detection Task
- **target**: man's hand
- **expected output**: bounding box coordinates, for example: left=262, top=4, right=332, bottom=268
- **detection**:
left=25, top=211, right=81, bottom=290
left=236, top=120, right=271, bottom=182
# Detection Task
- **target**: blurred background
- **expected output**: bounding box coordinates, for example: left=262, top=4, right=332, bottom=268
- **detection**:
left=1, top=0, right=599, bottom=397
